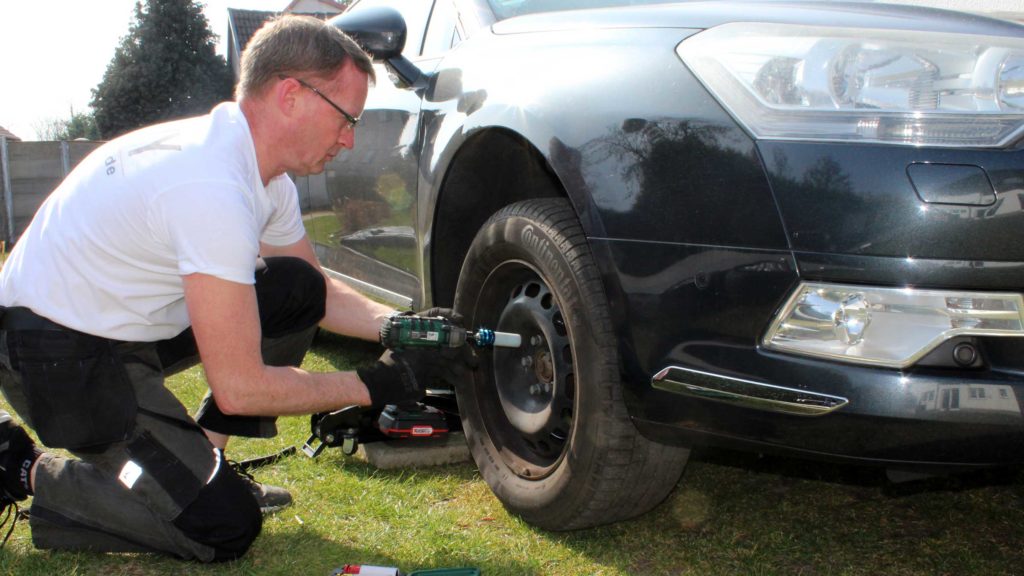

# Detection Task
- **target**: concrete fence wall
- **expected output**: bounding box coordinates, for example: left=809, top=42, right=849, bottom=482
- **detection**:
left=0, top=137, right=105, bottom=244
left=0, top=136, right=326, bottom=247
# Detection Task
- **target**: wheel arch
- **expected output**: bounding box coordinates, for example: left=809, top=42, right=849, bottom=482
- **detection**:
left=430, top=127, right=571, bottom=307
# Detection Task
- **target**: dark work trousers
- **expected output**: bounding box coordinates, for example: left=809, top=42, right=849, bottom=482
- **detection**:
left=0, top=257, right=326, bottom=561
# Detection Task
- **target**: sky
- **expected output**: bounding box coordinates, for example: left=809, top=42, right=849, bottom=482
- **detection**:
left=0, top=0, right=289, bottom=140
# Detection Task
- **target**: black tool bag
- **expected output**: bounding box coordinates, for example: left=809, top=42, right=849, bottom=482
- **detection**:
left=6, top=323, right=137, bottom=450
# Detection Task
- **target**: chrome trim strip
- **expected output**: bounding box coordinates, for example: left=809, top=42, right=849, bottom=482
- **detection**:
left=323, top=268, right=414, bottom=309
left=651, top=366, right=848, bottom=416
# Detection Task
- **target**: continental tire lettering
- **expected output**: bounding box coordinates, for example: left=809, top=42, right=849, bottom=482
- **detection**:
left=520, top=224, right=569, bottom=293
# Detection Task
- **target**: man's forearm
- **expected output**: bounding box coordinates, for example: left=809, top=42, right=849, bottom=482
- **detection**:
left=319, top=276, right=396, bottom=341
left=213, top=365, right=372, bottom=417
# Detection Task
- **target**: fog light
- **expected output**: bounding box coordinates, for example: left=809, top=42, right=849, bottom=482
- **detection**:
left=952, top=342, right=978, bottom=366
left=763, top=283, right=1024, bottom=368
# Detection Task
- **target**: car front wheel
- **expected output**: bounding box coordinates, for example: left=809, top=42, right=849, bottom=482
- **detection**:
left=454, top=198, right=690, bottom=530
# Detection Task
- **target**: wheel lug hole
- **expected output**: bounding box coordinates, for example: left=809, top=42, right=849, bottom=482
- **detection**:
left=530, top=335, right=544, bottom=346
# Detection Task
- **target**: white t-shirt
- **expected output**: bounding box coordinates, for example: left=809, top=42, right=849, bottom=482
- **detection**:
left=0, top=102, right=307, bottom=341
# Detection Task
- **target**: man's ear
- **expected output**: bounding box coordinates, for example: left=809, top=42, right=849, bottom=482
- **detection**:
left=274, top=77, right=301, bottom=117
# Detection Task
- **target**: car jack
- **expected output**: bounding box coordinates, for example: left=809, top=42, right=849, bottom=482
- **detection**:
left=302, top=403, right=450, bottom=459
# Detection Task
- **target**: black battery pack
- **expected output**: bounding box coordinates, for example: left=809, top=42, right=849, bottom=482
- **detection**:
left=377, top=404, right=449, bottom=439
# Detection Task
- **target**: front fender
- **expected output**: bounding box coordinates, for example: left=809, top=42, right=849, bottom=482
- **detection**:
left=420, top=25, right=788, bottom=249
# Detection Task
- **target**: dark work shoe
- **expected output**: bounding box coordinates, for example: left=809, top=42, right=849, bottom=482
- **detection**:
left=245, top=478, right=292, bottom=514
left=230, top=462, right=292, bottom=514
left=0, top=411, right=37, bottom=546
left=0, top=411, right=35, bottom=504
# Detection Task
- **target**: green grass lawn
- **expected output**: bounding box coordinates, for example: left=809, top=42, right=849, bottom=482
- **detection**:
left=1, top=331, right=1023, bottom=575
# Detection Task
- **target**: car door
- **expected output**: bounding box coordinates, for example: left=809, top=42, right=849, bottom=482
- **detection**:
left=315, top=0, right=437, bottom=309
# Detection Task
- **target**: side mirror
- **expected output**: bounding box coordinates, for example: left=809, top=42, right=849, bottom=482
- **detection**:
left=329, top=6, right=427, bottom=90
left=329, top=6, right=407, bottom=61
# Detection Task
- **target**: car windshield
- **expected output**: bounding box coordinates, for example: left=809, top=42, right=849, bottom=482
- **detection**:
left=487, top=0, right=678, bottom=19
left=487, top=0, right=878, bottom=21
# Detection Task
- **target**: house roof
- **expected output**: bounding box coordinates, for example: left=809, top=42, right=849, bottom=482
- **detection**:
left=284, top=0, right=347, bottom=11
left=0, top=125, right=21, bottom=142
left=227, top=8, right=280, bottom=59
left=226, top=6, right=346, bottom=79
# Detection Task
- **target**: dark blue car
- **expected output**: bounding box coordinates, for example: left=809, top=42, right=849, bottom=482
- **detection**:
left=313, top=0, right=1024, bottom=530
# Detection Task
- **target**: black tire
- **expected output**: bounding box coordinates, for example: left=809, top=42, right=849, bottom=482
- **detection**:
left=454, top=198, right=690, bottom=530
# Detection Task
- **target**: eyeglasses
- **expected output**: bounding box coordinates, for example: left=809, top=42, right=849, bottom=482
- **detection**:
left=279, top=75, right=360, bottom=129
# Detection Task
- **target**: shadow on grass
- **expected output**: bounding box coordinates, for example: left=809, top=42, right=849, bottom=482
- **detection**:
left=691, top=445, right=1024, bottom=497
left=545, top=446, right=1024, bottom=575
left=253, top=529, right=513, bottom=575
left=0, top=516, right=517, bottom=576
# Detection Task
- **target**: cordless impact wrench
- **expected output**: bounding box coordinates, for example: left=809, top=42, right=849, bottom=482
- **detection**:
left=302, top=314, right=521, bottom=457
left=379, top=313, right=522, bottom=350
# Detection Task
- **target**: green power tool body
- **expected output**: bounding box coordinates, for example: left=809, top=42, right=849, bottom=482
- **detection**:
left=379, top=314, right=522, bottom=350
left=303, top=314, right=520, bottom=458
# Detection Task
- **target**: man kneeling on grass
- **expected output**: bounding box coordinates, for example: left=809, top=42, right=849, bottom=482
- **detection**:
left=0, top=15, right=467, bottom=561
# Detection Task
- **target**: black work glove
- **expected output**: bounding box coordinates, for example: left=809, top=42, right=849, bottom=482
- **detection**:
left=359, top=347, right=445, bottom=408
left=419, top=308, right=482, bottom=382
left=360, top=346, right=480, bottom=408
left=417, top=308, right=481, bottom=384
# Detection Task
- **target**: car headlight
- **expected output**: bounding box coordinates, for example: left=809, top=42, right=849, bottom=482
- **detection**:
left=677, top=23, right=1024, bottom=147
left=763, top=282, right=1024, bottom=368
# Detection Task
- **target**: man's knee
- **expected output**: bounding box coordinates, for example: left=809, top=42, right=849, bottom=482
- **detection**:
left=172, top=464, right=262, bottom=562
left=256, top=256, right=326, bottom=337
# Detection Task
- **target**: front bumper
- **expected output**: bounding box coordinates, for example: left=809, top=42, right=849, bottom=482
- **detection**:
left=638, top=344, right=1024, bottom=468
left=596, top=238, right=1024, bottom=468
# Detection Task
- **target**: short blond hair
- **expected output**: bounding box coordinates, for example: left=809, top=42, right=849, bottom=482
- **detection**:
left=237, top=14, right=375, bottom=99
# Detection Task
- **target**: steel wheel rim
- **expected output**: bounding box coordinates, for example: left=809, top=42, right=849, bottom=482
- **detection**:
left=474, top=260, right=575, bottom=479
